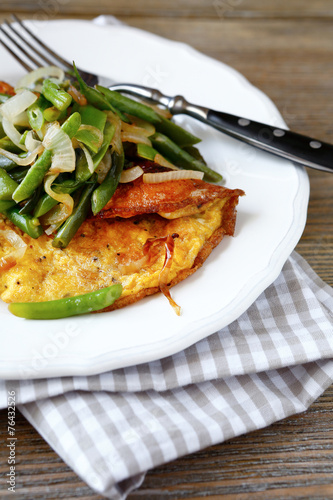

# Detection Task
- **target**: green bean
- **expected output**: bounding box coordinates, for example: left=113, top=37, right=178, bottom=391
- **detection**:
left=78, top=105, right=107, bottom=131
left=12, top=112, right=81, bottom=203
left=182, top=145, right=207, bottom=164
left=3, top=207, right=43, bottom=239
left=12, top=149, right=52, bottom=203
left=52, top=179, right=97, bottom=248
left=19, top=185, right=42, bottom=215
left=75, top=121, right=115, bottom=183
left=73, top=63, right=117, bottom=112
left=42, top=79, right=72, bottom=111
left=34, top=180, right=83, bottom=218
left=0, top=168, right=18, bottom=200
left=72, top=64, right=130, bottom=122
left=155, top=116, right=201, bottom=147
left=75, top=104, right=108, bottom=153
left=96, top=85, right=162, bottom=125
left=19, top=130, right=29, bottom=145
left=150, top=132, right=222, bottom=183
left=0, top=154, right=17, bottom=172
left=136, top=143, right=158, bottom=161
left=27, top=94, right=50, bottom=131
left=8, top=166, right=30, bottom=183
left=59, top=111, right=82, bottom=138
left=43, top=106, right=67, bottom=122
left=8, top=283, right=123, bottom=320
left=0, top=200, right=16, bottom=213
left=0, top=137, right=22, bottom=154
left=74, top=127, right=102, bottom=154
left=91, top=150, right=124, bottom=215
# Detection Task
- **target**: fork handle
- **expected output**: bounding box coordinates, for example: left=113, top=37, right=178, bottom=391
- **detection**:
left=173, top=100, right=333, bottom=173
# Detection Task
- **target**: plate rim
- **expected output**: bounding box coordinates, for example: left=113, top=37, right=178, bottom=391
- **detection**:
left=0, top=19, right=309, bottom=379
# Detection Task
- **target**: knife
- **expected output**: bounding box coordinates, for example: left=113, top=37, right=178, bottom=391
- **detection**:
left=110, top=83, right=333, bottom=174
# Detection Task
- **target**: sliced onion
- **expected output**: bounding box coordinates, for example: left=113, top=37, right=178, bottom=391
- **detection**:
left=45, top=223, right=60, bottom=236
left=76, top=124, right=104, bottom=151
left=158, top=234, right=181, bottom=316
left=143, top=170, right=204, bottom=183
left=0, top=145, right=43, bottom=166
left=121, top=122, right=153, bottom=138
left=15, top=66, right=65, bottom=91
left=42, top=204, right=71, bottom=227
left=67, top=84, right=87, bottom=106
left=121, top=131, right=152, bottom=146
left=119, top=166, right=144, bottom=183
left=0, top=90, right=37, bottom=121
left=78, top=143, right=95, bottom=174
left=144, top=102, right=172, bottom=119
left=154, top=154, right=179, bottom=171
left=2, top=118, right=27, bottom=151
left=35, top=129, right=44, bottom=141
left=95, top=149, right=111, bottom=184
left=44, top=173, right=74, bottom=216
left=141, top=234, right=181, bottom=315
left=0, top=229, right=27, bottom=272
left=106, top=112, right=122, bottom=154
left=25, top=130, right=42, bottom=151
left=43, top=122, right=75, bottom=173
left=12, top=111, right=30, bottom=128
left=127, top=115, right=155, bottom=135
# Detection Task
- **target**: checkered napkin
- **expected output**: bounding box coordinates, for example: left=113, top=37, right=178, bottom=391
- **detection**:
left=1, top=252, right=333, bottom=499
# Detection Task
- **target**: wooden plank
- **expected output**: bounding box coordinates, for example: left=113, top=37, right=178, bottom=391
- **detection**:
left=0, top=385, right=332, bottom=498
left=1, top=0, right=333, bottom=19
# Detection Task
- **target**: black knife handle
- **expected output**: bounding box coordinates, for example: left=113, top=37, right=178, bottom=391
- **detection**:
left=110, top=86, right=333, bottom=173
left=174, top=98, right=333, bottom=173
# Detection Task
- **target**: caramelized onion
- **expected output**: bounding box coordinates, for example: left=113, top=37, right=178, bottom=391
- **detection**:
left=0, top=229, right=27, bottom=272
left=0, top=89, right=37, bottom=121
left=78, top=142, right=95, bottom=174
left=96, top=149, right=112, bottom=184
left=106, top=112, right=122, bottom=154
left=117, top=233, right=180, bottom=314
left=67, top=84, right=87, bottom=105
left=154, top=154, right=179, bottom=171
left=119, top=166, right=144, bottom=183
left=121, top=131, right=152, bottom=146
left=76, top=124, right=104, bottom=152
left=127, top=115, right=155, bottom=135
left=15, top=66, right=65, bottom=91
left=143, top=233, right=181, bottom=315
left=43, top=122, right=75, bottom=173
left=143, top=170, right=204, bottom=183
left=0, top=145, right=43, bottom=166
left=2, top=118, right=27, bottom=151
left=121, top=121, right=153, bottom=138
left=43, top=173, right=74, bottom=225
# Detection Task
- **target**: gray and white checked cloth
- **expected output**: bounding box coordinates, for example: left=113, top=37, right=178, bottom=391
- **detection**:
left=1, top=251, right=333, bottom=499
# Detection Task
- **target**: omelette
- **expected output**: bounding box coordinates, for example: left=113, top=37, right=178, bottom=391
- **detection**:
left=0, top=174, right=244, bottom=315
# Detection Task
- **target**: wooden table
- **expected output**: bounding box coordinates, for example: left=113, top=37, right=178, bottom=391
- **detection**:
left=1, top=1, right=333, bottom=498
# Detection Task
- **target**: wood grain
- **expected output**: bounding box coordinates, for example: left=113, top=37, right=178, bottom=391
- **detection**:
left=0, top=3, right=333, bottom=499
left=2, top=0, right=333, bottom=19
left=1, top=385, right=333, bottom=499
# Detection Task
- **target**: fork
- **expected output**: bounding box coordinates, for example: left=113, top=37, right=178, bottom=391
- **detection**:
left=1, top=15, right=333, bottom=174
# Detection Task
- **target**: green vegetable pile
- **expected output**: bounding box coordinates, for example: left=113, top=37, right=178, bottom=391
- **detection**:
left=0, top=64, right=222, bottom=249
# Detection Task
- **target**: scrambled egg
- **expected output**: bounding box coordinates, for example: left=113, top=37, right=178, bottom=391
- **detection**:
left=0, top=198, right=228, bottom=309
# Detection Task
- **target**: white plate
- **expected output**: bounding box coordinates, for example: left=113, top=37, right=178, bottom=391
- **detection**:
left=0, top=20, right=309, bottom=380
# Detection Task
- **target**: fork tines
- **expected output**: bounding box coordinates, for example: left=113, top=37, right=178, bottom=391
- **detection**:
left=0, top=14, right=73, bottom=77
